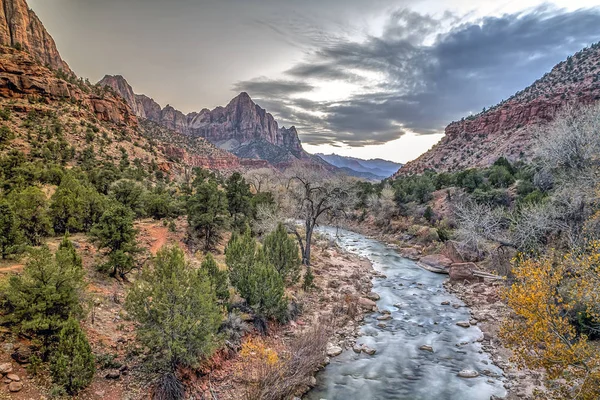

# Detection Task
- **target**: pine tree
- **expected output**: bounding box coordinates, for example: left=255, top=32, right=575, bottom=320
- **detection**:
left=8, top=186, right=53, bottom=245
left=263, top=223, right=301, bottom=284
left=91, top=204, right=140, bottom=279
left=187, top=180, right=229, bottom=251
left=225, top=172, right=252, bottom=231
left=225, top=230, right=288, bottom=322
left=50, top=318, right=95, bottom=394
left=126, top=247, right=222, bottom=376
left=201, top=253, right=230, bottom=303
left=57, top=233, right=82, bottom=269
left=2, top=246, right=84, bottom=343
left=0, top=199, right=22, bottom=259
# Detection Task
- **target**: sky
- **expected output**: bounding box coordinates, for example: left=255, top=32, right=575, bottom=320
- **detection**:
left=28, top=0, right=600, bottom=163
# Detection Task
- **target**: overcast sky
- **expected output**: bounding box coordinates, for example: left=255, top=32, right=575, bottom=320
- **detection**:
left=28, top=0, right=600, bottom=163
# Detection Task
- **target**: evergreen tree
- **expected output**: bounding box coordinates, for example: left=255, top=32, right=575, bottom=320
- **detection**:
left=91, top=204, right=140, bottom=278
left=50, top=173, right=106, bottom=234
left=225, top=227, right=257, bottom=296
left=2, top=246, right=84, bottom=343
left=109, top=179, right=146, bottom=217
left=125, top=247, right=221, bottom=380
left=225, top=172, right=252, bottom=231
left=225, top=231, right=287, bottom=321
left=8, top=186, right=53, bottom=245
left=187, top=180, right=228, bottom=251
left=263, top=223, right=301, bottom=284
left=0, top=199, right=22, bottom=258
left=201, top=253, right=229, bottom=303
left=57, top=233, right=82, bottom=269
left=50, top=318, right=95, bottom=395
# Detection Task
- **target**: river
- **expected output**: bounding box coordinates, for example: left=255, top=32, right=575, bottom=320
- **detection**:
left=305, top=227, right=506, bottom=400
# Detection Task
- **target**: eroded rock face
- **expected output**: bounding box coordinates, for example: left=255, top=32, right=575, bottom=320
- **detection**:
left=0, top=47, right=137, bottom=126
left=398, top=43, right=600, bottom=175
left=99, top=75, right=310, bottom=165
left=0, top=0, right=71, bottom=73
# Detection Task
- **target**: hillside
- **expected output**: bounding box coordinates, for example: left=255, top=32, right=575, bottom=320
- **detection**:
left=316, top=153, right=402, bottom=180
left=399, top=42, right=600, bottom=175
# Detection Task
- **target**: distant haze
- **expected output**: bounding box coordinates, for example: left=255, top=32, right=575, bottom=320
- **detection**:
left=28, top=0, right=600, bottom=163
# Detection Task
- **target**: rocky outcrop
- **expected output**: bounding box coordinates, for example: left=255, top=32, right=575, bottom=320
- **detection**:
left=99, top=75, right=312, bottom=166
left=0, top=47, right=136, bottom=126
left=0, top=0, right=71, bottom=73
left=399, top=43, right=600, bottom=175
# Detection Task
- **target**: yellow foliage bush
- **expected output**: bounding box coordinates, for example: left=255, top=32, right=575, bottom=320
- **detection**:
left=501, top=244, right=600, bottom=399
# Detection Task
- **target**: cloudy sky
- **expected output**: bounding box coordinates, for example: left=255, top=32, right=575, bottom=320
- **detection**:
left=28, top=0, right=600, bottom=163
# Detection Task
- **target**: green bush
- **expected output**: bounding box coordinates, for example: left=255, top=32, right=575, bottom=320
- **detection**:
left=263, top=223, right=301, bottom=284
left=126, top=247, right=222, bottom=376
left=2, top=246, right=84, bottom=342
left=50, top=318, right=95, bottom=394
left=187, top=180, right=229, bottom=250
left=8, top=186, right=53, bottom=245
left=91, top=204, right=140, bottom=278
left=201, top=253, right=230, bottom=303
left=109, top=179, right=146, bottom=217
left=0, top=199, right=23, bottom=259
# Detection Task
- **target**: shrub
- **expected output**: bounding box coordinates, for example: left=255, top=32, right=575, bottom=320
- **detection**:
left=50, top=318, right=95, bottom=394
left=0, top=199, right=23, bottom=258
left=262, top=223, right=301, bottom=284
left=0, top=125, right=14, bottom=145
left=109, top=179, right=146, bottom=217
left=201, top=253, right=230, bottom=303
left=91, top=204, right=140, bottom=278
left=126, top=247, right=222, bottom=382
left=187, top=180, right=229, bottom=250
left=8, top=186, right=53, bottom=245
left=2, top=246, right=84, bottom=344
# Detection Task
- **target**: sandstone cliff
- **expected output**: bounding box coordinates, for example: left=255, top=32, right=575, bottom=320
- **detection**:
left=0, top=0, right=71, bottom=73
left=98, top=75, right=310, bottom=166
left=399, top=42, right=600, bottom=175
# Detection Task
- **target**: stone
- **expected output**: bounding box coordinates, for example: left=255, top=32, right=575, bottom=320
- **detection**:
left=458, top=370, right=479, bottom=378
left=469, top=319, right=478, bottom=326
left=105, top=371, right=121, bottom=380
left=352, top=344, right=364, bottom=353
left=6, top=373, right=19, bottom=381
left=0, top=362, right=12, bottom=375
left=377, top=314, right=392, bottom=321
left=358, top=297, right=377, bottom=311
left=366, top=292, right=380, bottom=301
left=362, top=346, right=376, bottom=355
left=309, top=376, right=317, bottom=387
left=449, top=263, right=481, bottom=284
left=419, top=254, right=453, bottom=273
left=11, top=346, right=32, bottom=364
left=456, top=321, right=471, bottom=328
left=326, top=344, right=343, bottom=357
left=419, top=345, right=434, bottom=352
left=441, top=301, right=450, bottom=305
left=376, top=323, right=387, bottom=328
left=8, top=381, right=23, bottom=392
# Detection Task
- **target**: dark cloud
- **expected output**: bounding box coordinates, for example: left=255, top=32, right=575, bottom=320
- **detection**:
left=232, top=79, right=314, bottom=97
left=237, top=6, right=600, bottom=147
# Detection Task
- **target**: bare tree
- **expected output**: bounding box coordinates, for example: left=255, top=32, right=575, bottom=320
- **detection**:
left=367, top=184, right=397, bottom=226
left=245, top=167, right=277, bottom=193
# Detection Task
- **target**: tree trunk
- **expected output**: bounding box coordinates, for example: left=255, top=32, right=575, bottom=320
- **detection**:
left=303, top=224, right=313, bottom=265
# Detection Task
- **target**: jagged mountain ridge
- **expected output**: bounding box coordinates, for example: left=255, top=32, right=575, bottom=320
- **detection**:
left=399, top=42, right=600, bottom=175
left=98, top=75, right=313, bottom=166
left=316, top=153, right=402, bottom=179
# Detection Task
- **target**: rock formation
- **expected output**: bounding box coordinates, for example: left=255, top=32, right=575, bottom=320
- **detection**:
left=0, top=0, right=71, bottom=73
left=399, top=42, right=600, bottom=175
left=98, top=75, right=313, bottom=166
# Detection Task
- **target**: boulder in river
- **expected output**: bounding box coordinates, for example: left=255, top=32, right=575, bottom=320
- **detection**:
left=358, top=297, right=377, bottom=311
left=377, top=314, right=392, bottom=321
left=419, top=345, right=434, bottom=352
left=449, top=263, right=482, bottom=283
left=367, top=292, right=380, bottom=301
left=458, top=370, right=480, bottom=378
left=362, top=346, right=376, bottom=355
left=456, top=321, right=471, bottom=328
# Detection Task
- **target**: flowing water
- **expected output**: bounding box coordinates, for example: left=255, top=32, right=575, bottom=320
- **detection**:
left=305, top=227, right=506, bottom=400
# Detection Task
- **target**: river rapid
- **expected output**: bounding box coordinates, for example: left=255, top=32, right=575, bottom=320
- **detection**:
left=305, top=227, right=506, bottom=400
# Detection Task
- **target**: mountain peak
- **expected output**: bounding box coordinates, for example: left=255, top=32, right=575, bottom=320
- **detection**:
left=0, top=0, right=71, bottom=73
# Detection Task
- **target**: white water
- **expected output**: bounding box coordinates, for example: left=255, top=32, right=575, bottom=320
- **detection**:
left=305, top=227, right=506, bottom=400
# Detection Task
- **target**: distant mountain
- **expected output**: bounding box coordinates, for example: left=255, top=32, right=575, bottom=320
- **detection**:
left=99, top=75, right=325, bottom=168
left=316, top=154, right=402, bottom=179
left=399, top=42, right=600, bottom=175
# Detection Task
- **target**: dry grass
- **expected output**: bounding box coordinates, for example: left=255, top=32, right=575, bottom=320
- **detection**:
left=243, top=320, right=331, bottom=400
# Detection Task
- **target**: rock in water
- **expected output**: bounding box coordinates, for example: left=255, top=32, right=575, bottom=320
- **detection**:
left=456, top=321, right=471, bottom=328
left=419, top=345, right=434, bottom=352
left=458, top=370, right=479, bottom=378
